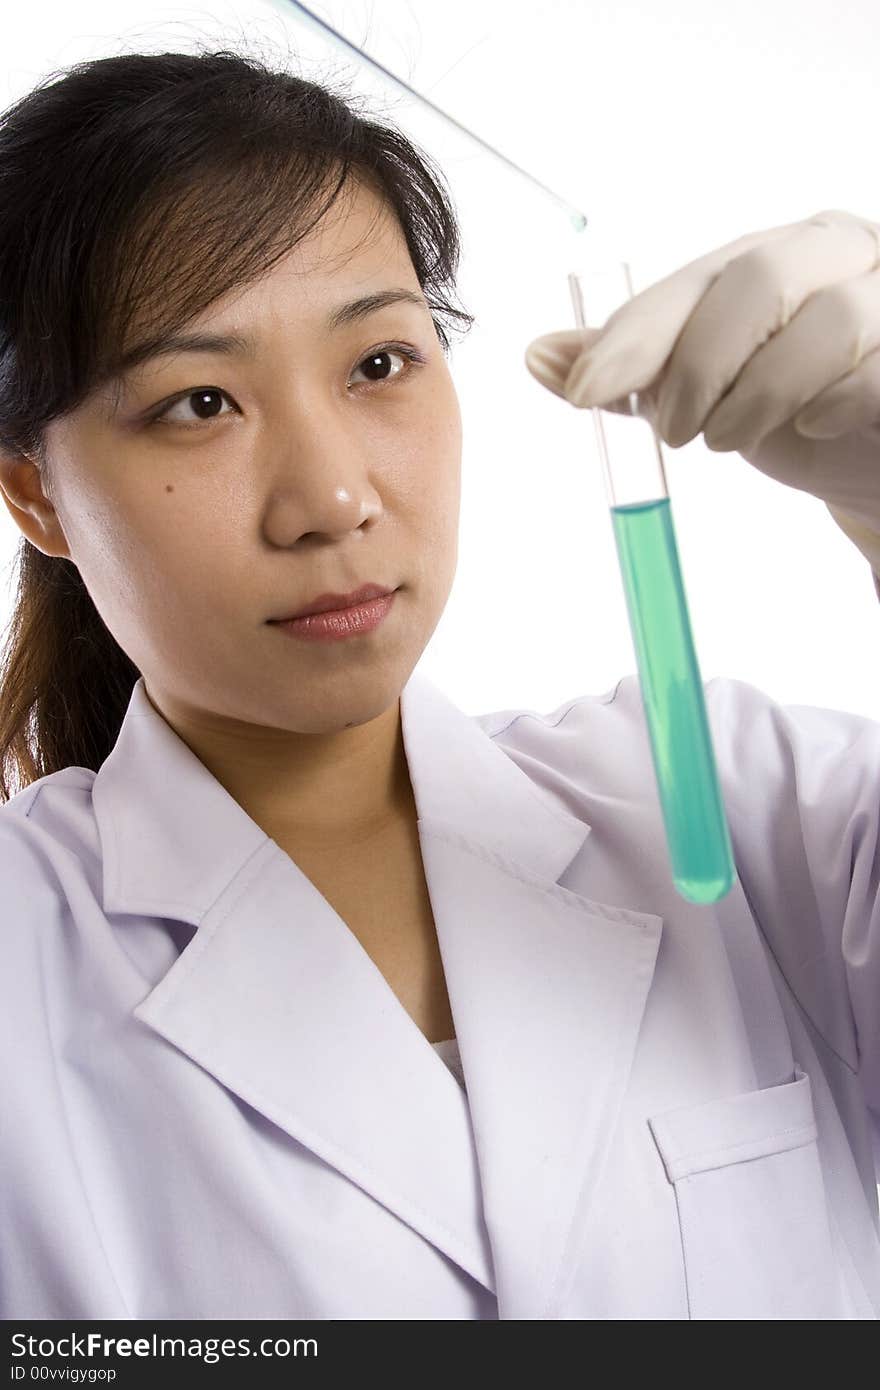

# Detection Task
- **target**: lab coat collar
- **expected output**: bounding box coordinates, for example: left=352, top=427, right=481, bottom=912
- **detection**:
left=92, top=667, right=662, bottom=1318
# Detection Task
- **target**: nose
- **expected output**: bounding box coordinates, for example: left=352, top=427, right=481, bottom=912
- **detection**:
left=263, top=424, right=385, bottom=545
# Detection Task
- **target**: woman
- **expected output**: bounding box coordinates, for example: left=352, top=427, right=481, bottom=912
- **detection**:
left=0, top=46, right=878, bottom=1321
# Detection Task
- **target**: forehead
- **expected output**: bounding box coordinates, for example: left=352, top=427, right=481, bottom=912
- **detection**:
left=187, top=181, right=410, bottom=326
left=87, top=179, right=424, bottom=416
left=262, top=178, right=416, bottom=302
left=168, top=183, right=417, bottom=346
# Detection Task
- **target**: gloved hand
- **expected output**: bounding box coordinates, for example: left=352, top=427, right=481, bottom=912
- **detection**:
left=524, top=209, right=880, bottom=591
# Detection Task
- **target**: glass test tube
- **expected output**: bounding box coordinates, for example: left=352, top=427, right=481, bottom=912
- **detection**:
left=569, top=264, right=737, bottom=905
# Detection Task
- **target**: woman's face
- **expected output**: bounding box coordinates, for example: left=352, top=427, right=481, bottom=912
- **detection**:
left=14, top=179, right=462, bottom=738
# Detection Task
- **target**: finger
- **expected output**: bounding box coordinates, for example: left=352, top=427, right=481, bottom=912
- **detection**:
left=563, top=210, right=880, bottom=420
left=563, top=216, right=809, bottom=410
left=525, top=217, right=804, bottom=407
left=523, top=223, right=799, bottom=407
left=794, top=343, right=880, bottom=439
left=700, top=257, right=880, bottom=455
left=526, top=327, right=662, bottom=425
left=525, top=328, right=602, bottom=399
left=657, top=212, right=880, bottom=449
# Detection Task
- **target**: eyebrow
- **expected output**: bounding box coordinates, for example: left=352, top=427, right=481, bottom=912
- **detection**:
left=112, top=287, right=430, bottom=381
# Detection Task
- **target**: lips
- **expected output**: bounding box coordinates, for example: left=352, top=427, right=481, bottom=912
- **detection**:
left=269, top=583, right=396, bottom=622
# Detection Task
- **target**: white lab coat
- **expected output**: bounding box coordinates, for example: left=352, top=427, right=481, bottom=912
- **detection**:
left=1, top=666, right=879, bottom=1320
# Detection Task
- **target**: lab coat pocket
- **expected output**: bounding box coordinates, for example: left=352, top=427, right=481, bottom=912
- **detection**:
left=648, top=1066, right=848, bottom=1319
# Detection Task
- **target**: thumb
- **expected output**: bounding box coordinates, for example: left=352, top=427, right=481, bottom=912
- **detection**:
left=525, top=325, right=662, bottom=426
left=524, top=327, right=604, bottom=400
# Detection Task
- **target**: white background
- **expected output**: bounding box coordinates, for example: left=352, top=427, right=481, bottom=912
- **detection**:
left=2, top=0, right=878, bottom=719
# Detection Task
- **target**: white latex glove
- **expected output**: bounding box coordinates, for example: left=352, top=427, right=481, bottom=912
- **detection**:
left=524, top=209, right=880, bottom=596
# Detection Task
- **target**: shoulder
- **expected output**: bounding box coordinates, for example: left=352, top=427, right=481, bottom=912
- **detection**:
left=700, top=675, right=880, bottom=807
left=475, top=675, right=637, bottom=748
left=474, top=672, right=880, bottom=813
left=474, top=674, right=661, bottom=788
left=477, top=671, right=880, bottom=766
left=0, top=766, right=100, bottom=944
left=1, top=764, right=97, bottom=840
left=471, top=676, right=660, bottom=824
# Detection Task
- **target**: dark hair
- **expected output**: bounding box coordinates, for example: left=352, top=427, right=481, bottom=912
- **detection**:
left=0, top=44, right=474, bottom=802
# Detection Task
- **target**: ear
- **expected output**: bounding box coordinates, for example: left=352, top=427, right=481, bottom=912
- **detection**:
left=0, top=451, right=72, bottom=559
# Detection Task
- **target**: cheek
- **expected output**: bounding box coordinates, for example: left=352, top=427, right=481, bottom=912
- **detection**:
left=59, top=484, right=140, bottom=605
left=416, top=378, right=462, bottom=492
left=437, top=406, right=463, bottom=515
left=398, top=433, right=460, bottom=526
left=435, top=373, right=463, bottom=451
left=67, top=480, right=201, bottom=631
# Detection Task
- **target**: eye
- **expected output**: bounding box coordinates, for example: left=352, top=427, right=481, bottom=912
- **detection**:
left=349, top=344, right=425, bottom=388
left=150, top=387, right=236, bottom=428
left=147, top=343, right=426, bottom=428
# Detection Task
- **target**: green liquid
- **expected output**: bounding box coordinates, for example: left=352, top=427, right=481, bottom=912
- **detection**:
left=610, top=498, right=737, bottom=904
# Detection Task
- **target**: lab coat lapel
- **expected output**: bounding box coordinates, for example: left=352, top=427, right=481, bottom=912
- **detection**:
left=93, top=668, right=662, bottom=1318
left=401, top=673, right=663, bottom=1319
left=416, top=829, right=661, bottom=1317
left=132, top=835, right=496, bottom=1291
